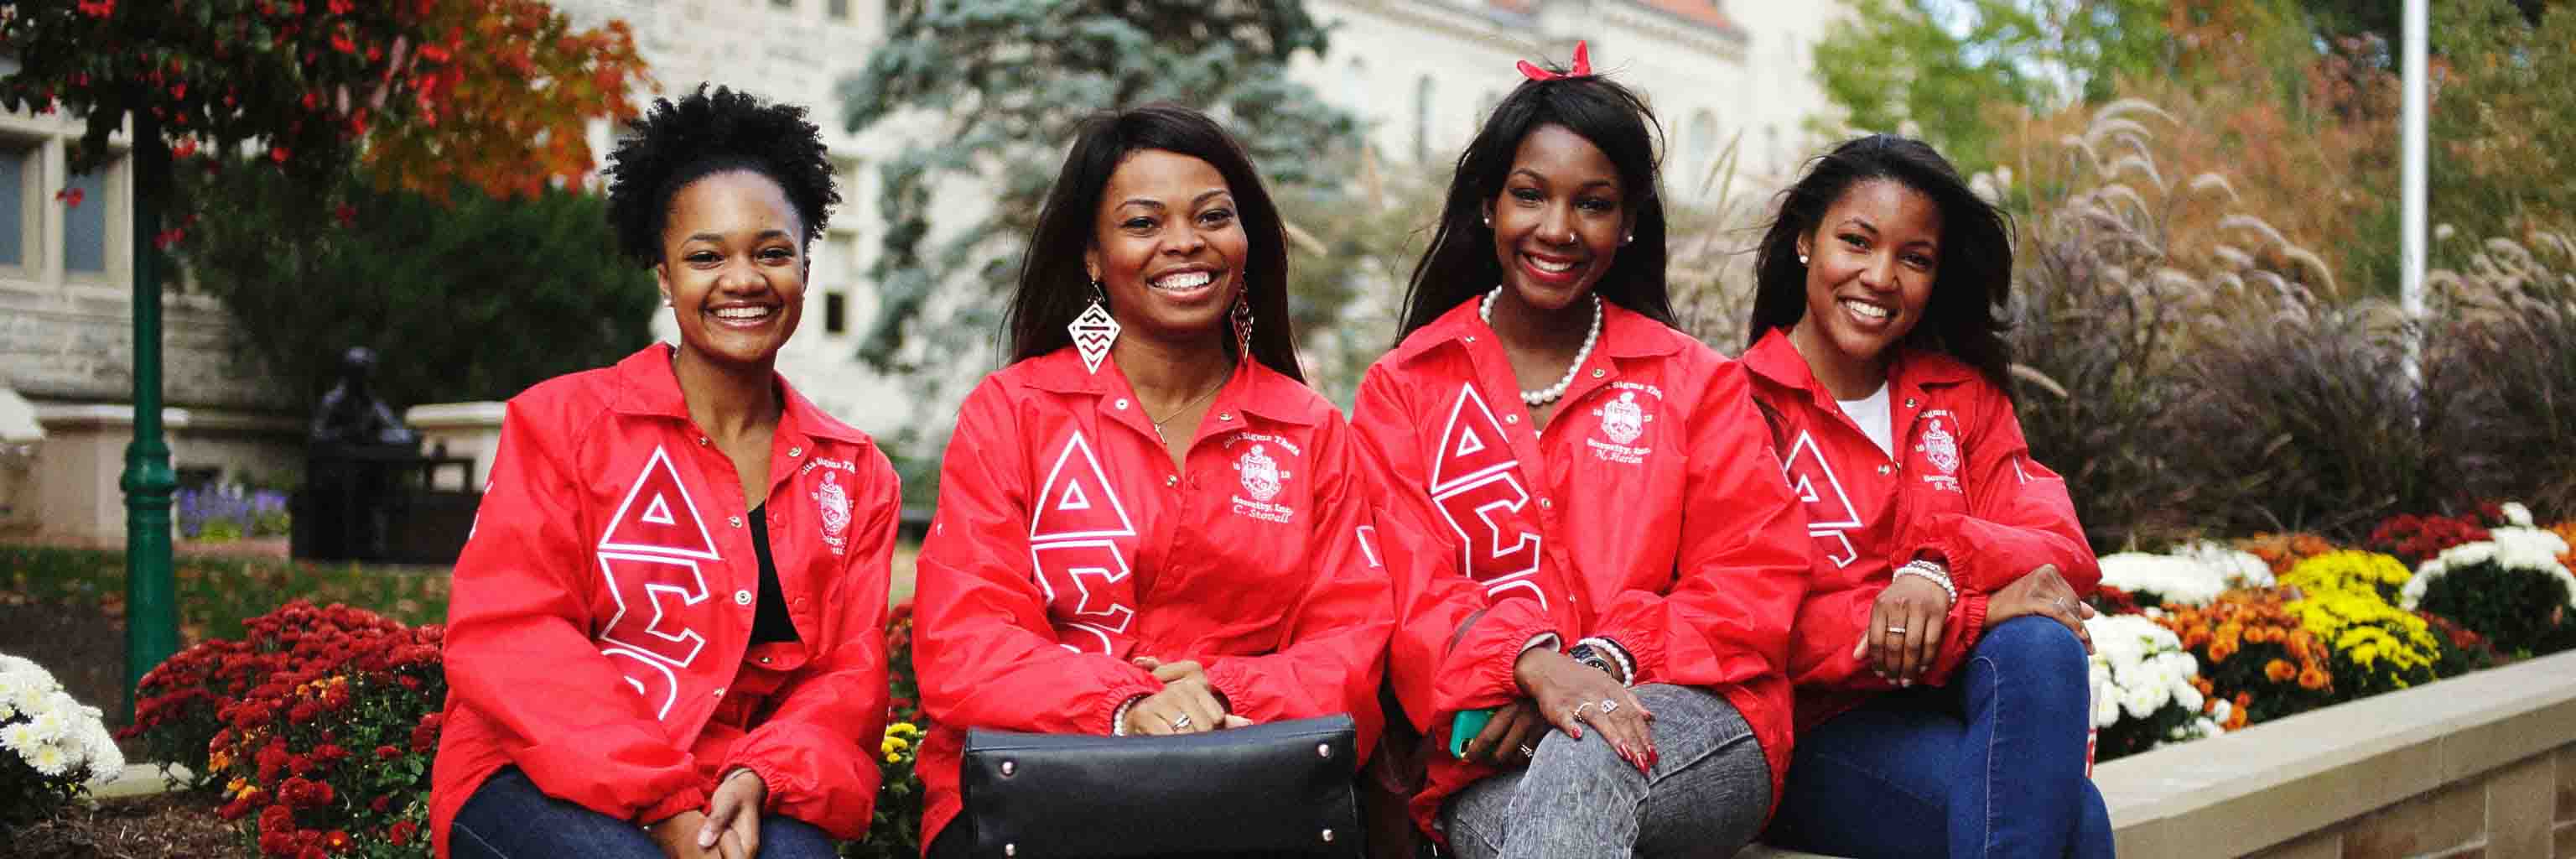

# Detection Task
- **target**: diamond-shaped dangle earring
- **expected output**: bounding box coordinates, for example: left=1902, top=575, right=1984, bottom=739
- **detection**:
left=1230, top=284, right=1254, bottom=362
left=1070, top=279, right=1120, bottom=374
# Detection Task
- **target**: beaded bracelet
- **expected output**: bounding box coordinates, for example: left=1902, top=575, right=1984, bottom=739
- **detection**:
left=1893, top=560, right=1957, bottom=604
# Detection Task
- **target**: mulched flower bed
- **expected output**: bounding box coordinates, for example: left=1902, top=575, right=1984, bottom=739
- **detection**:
left=3, top=792, right=241, bottom=859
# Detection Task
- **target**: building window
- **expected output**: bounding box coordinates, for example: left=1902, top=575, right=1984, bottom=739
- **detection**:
left=1412, top=75, right=1436, bottom=164
left=1687, top=110, right=1718, bottom=184
left=769, top=0, right=792, bottom=8
left=0, top=141, right=30, bottom=268
left=825, top=292, right=849, bottom=334
left=828, top=0, right=851, bottom=19
left=64, top=167, right=108, bottom=274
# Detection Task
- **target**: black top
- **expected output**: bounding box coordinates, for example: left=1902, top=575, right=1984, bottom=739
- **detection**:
left=748, top=506, right=798, bottom=645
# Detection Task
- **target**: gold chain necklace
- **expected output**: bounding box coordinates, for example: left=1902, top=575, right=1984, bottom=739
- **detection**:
left=1146, top=375, right=1228, bottom=441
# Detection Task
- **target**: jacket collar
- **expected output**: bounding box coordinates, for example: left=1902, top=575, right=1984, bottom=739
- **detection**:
left=606, top=343, right=870, bottom=445
left=1389, top=297, right=1688, bottom=367
left=1020, top=346, right=1322, bottom=427
left=1742, top=327, right=1976, bottom=400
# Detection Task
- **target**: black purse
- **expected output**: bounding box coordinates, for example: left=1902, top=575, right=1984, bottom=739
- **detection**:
left=958, top=714, right=1367, bottom=858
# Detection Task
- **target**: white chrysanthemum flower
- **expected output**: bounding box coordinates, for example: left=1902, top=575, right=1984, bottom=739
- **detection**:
left=83, top=726, right=126, bottom=780
left=2405, top=527, right=2576, bottom=610
left=27, top=739, right=70, bottom=776
left=1, top=721, right=42, bottom=757
left=2097, top=552, right=2229, bottom=606
left=2209, top=697, right=2232, bottom=725
left=2501, top=502, right=2534, bottom=527
left=2177, top=540, right=2275, bottom=588
left=26, top=705, right=69, bottom=743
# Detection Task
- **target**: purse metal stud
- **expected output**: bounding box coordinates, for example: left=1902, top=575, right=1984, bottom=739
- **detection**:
left=1322, top=829, right=1336, bottom=842
left=1317, top=743, right=1332, bottom=758
left=1000, top=761, right=1015, bottom=777
left=1005, top=845, right=1016, bottom=856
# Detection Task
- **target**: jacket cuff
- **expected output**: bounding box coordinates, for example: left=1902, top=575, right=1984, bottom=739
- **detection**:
left=1100, top=677, right=1162, bottom=735
left=1202, top=660, right=1253, bottom=719
left=1484, top=614, right=1561, bottom=703
left=637, top=783, right=709, bottom=826
left=723, top=757, right=789, bottom=815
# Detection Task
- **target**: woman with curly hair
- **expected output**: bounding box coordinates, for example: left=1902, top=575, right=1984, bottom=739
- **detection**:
left=432, top=86, right=897, bottom=859
left=1746, top=134, right=2108, bottom=858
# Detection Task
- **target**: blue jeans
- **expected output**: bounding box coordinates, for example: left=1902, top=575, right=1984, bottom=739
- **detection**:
left=1443, top=685, right=1772, bottom=859
left=450, top=767, right=839, bottom=859
left=1767, top=617, right=2113, bottom=859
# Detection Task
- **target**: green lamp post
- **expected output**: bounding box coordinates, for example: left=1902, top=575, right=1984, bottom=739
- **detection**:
left=118, top=110, right=179, bottom=719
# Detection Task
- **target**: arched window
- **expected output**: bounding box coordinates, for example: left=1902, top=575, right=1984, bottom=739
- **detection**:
left=1686, top=110, right=1718, bottom=187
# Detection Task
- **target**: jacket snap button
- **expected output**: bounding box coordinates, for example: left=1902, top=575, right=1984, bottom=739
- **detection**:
left=788, top=446, right=802, bottom=457
left=1166, top=475, right=1179, bottom=487
left=758, top=655, right=771, bottom=664
left=728, top=515, right=743, bottom=528
left=1540, top=497, right=1552, bottom=509
left=1877, top=464, right=1893, bottom=476
left=1218, top=412, right=1233, bottom=421
left=1322, top=829, right=1336, bottom=843
left=1464, top=336, right=1477, bottom=343
left=1504, top=414, right=1519, bottom=424
left=1592, top=368, right=1605, bottom=377
left=1905, top=398, right=1918, bottom=408
left=1317, top=743, right=1332, bottom=758
left=735, top=590, right=753, bottom=606
left=713, top=687, right=724, bottom=697
left=1005, top=846, right=1017, bottom=857
left=697, top=436, right=709, bottom=445
left=1114, top=398, right=1130, bottom=409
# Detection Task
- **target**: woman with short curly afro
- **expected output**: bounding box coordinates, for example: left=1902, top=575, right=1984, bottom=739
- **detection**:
left=434, top=85, right=899, bottom=859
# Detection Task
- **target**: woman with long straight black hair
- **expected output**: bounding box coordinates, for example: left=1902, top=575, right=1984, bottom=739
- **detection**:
left=910, top=103, right=1393, bottom=857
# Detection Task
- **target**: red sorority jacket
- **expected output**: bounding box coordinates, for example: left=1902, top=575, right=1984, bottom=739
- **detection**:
left=1739, top=329, right=2099, bottom=731
left=1350, top=302, right=1811, bottom=840
left=911, top=347, right=1394, bottom=850
left=431, top=345, right=896, bottom=858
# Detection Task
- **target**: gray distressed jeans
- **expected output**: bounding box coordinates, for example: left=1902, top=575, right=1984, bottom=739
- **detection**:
left=1441, top=684, right=1771, bottom=859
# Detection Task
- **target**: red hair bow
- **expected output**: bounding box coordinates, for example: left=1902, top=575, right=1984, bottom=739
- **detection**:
left=1516, top=41, right=1594, bottom=82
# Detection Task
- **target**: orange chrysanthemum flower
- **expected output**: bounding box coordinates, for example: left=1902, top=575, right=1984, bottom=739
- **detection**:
left=2264, top=659, right=2297, bottom=682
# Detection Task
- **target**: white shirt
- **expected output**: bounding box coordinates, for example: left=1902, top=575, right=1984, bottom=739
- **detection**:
left=1836, top=382, right=1894, bottom=460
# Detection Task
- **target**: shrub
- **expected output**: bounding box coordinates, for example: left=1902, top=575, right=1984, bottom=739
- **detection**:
left=2279, top=550, right=2413, bottom=605
left=2235, top=533, right=2340, bottom=577
left=848, top=602, right=928, bottom=859
left=2365, top=512, right=2492, bottom=568
left=176, top=485, right=293, bottom=542
left=2154, top=591, right=2336, bottom=724
left=148, top=602, right=448, bottom=857
left=123, top=601, right=421, bottom=793
left=2288, top=588, right=2442, bottom=700
left=2426, top=230, right=2576, bottom=516
left=2085, top=614, right=2220, bottom=762
left=2402, top=528, right=2576, bottom=657
left=0, top=654, right=125, bottom=831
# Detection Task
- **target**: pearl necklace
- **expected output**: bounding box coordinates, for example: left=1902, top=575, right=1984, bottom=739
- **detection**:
left=1479, top=285, right=1602, bottom=407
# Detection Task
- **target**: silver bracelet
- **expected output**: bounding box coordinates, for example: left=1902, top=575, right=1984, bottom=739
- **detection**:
left=1893, top=560, right=1957, bottom=604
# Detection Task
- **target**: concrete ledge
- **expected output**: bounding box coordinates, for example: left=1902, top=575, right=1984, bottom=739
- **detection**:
left=31, top=403, right=300, bottom=435
left=2097, top=648, right=2576, bottom=858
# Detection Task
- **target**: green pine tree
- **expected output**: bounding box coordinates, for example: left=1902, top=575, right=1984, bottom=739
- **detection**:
left=838, top=0, right=1362, bottom=376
